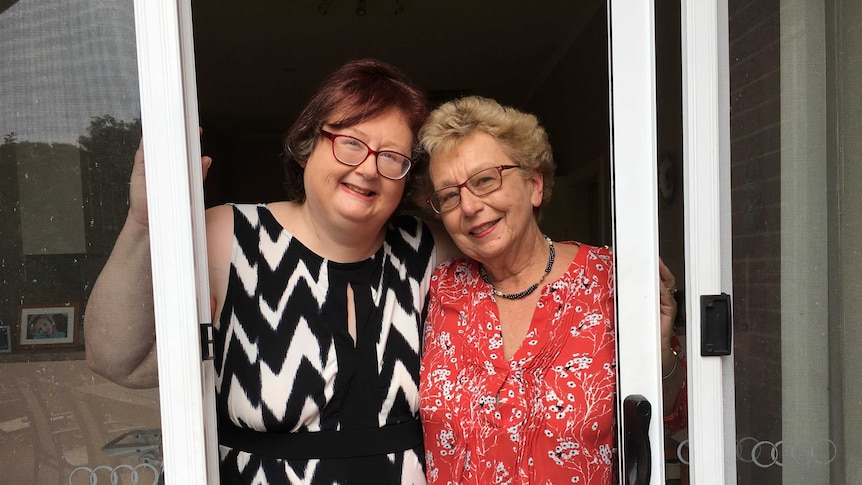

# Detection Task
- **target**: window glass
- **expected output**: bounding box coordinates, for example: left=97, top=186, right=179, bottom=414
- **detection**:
left=654, top=2, right=688, bottom=483
left=0, top=1, right=162, bottom=483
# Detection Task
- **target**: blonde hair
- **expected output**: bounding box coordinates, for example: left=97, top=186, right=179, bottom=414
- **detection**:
left=418, top=96, right=555, bottom=214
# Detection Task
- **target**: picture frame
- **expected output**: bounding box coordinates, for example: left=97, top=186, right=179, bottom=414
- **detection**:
left=18, top=304, right=79, bottom=349
left=0, top=325, right=11, bottom=353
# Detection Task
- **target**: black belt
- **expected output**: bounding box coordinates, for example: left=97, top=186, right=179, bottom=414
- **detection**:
left=218, top=417, right=423, bottom=460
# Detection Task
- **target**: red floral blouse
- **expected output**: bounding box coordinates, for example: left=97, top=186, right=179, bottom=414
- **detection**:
left=420, top=243, right=617, bottom=484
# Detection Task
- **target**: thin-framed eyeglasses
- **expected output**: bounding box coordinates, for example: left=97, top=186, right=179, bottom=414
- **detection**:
left=426, top=165, right=521, bottom=214
left=320, top=129, right=413, bottom=180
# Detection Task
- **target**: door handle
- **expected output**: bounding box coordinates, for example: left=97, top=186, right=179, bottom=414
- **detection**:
left=701, top=293, right=733, bottom=356
left=623, top=394, right=652, bottom=485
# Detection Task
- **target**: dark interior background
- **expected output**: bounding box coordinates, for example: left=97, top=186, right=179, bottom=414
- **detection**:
left=190, top=0, right=617, bottom=237
left=192, top=0, right=682, bottom=269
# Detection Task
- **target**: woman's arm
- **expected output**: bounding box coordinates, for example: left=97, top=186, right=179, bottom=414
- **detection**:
left=85, top=216, right=160, bottom=388
left=85, top=140, right=213, bottom=389
left=658, top=259, right=686, bottom=416
left=85, top=141, right=160, bottom=388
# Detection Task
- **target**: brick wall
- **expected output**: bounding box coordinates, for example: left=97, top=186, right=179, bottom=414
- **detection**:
left=728, top=0, right=782, bottom=481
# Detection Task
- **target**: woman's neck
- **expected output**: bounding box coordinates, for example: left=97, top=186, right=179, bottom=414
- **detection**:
left=480, top=232, right=553, bottom=292
left=284, top=200, right=388, bottom=263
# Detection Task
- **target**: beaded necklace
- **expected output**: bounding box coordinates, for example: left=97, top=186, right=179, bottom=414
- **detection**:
left=479, top=235, right=555, bottom=300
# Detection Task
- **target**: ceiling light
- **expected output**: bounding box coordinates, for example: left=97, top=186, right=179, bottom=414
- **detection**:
left=317, top=0, right=406, bottom=16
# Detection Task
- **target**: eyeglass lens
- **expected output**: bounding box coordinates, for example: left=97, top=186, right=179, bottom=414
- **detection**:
left=328, top=133, right=412, bottom=180
left=430, top=166, right=506, bottom=213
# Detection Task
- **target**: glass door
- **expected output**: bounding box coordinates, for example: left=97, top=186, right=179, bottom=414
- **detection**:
left=0, top=0, right=216, bottom=483
left=726, top=0, right=862, bottom=483
left=655, top=1, right=862, bottom=484
left=607, top=1, right=675, bottom=483
left=612, top=0, right=738, bottom=483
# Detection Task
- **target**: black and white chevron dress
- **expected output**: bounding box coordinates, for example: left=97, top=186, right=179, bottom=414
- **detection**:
left=215, top=204, right=437, bottom=485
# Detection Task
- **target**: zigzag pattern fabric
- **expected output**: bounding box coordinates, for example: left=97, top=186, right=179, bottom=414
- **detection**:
left=215, top=204, right=436, bottom=484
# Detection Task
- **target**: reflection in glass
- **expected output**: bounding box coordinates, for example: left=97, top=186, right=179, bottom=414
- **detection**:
left=654, top=1, right=689, bottom=483
left=0, top=1, right=162, bottom=483
left=730, top=0, right=862, bottom=483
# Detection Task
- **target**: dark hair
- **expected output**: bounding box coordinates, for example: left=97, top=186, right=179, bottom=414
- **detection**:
left=283, top=58, right=429, bottom=203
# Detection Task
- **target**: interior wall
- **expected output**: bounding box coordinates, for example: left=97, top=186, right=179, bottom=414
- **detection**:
left=528, top=2, right=685, bottom=282
left=201, top=125, right=288, bottom=208
left=528, top=5, right=612, bottom=247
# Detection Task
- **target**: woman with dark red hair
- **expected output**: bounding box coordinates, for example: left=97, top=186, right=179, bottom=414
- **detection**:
left=86, top=59, right=458, bottom=484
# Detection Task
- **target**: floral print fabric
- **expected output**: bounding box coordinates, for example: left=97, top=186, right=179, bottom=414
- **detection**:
left=420, top=243, right=616, bottom=484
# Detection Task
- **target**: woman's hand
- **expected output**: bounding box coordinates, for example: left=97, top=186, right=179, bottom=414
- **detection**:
left=658, top=258, right=678, bottom=352
left=127, top=139, right=149, bottom=227
left=658, top=258, right=686, bottom=419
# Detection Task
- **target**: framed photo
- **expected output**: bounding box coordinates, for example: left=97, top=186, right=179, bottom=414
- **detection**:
left=18, top=304, right=79, bottom=349
left=0, top=325, right=11, bottom=353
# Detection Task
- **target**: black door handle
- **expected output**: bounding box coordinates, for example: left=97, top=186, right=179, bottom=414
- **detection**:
left=701, top=293, right=733, bottom=356
left=623, top=394, right=652, bottom=485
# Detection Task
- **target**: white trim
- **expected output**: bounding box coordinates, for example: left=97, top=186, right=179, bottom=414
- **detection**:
left=134, top=0, right=209, bottom=482
left=176, top=0, right=221, bottom=480
left=680, top=0, right=736, bottom=482
left=608, top=1, right=666, bottom=483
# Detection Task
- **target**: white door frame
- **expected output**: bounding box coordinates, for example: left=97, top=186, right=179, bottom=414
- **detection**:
left=133, top=0, right=217, bottom=482
left=132, top=0, right=736, bottom=481
left=611, top=0, right=735, bottom=483
left=680, top=0, right=736, bottom=482
left=608, top=0, right=667, bottom=482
